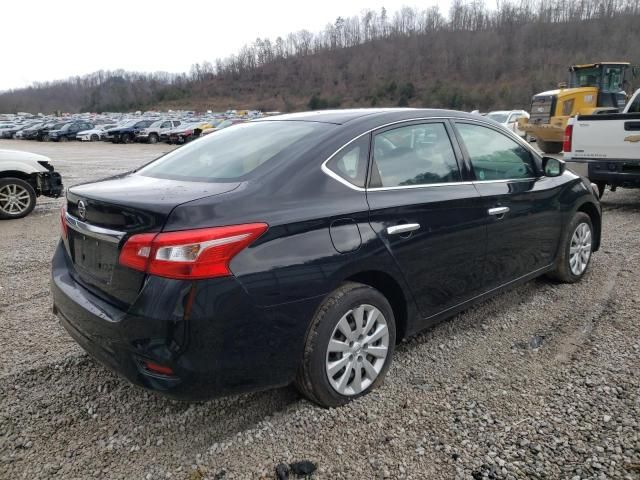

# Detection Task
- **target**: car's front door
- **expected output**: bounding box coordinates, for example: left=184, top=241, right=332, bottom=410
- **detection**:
left=453, top=121, right=563, bottom=289
left=366, top=120, right=487, bottom=320
left=160, top=121, right=172, bottom=133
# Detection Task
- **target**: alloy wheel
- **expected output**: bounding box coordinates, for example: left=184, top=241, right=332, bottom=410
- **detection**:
left=569, top=222, right=592, bottom=276
left=0, top=183, right=31, bottom=215
left=325, top=304, right=389, bottom=396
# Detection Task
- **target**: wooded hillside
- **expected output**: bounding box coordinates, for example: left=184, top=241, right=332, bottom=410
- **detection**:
left=2, top=0, right=640, bottom=113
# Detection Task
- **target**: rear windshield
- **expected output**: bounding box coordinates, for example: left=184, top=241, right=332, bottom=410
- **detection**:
left=137, top=121, right=334, bottom=181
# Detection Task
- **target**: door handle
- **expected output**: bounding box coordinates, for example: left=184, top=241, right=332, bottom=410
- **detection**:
left=488, top=206, right=510, bottom=216
left=386, top=223, right=421, bottom=235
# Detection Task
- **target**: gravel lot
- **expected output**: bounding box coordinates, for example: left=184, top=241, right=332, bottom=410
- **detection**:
left=0, top=139, right=639, bottom=480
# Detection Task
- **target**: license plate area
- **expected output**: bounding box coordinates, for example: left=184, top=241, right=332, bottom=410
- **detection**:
left=70, top=231, right=118, bottom=284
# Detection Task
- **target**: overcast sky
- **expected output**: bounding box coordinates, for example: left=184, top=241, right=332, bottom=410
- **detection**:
left=1, top=0, right=451, bottom=91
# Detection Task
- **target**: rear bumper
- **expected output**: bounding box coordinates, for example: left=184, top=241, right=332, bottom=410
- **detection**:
left=566, top=158, right=640, bottom=188
left=51, top=242, right=318, bottom=400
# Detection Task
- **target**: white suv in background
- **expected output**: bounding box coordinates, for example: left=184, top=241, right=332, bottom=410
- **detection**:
left=486, top=110, right=530, bottom=140
left=136, top=120, right=181, bottom=144
left=76, top=124, right=118, bottom=142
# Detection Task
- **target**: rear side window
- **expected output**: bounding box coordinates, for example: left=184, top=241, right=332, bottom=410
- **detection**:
left=370, top=123, right=461, bottom=187
left=326, top=136, right=369, bottom=188
left=138, top=121, right=334, bottom=181
left=456, top=123, right=537, bottom=181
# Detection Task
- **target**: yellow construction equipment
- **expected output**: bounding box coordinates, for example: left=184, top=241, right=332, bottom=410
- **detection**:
left=520, top=62, right=633, bottom=153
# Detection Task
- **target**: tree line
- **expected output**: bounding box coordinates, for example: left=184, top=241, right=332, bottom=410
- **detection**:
left=1, top=0, right=640, bottom=113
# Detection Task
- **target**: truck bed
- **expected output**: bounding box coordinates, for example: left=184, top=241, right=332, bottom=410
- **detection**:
left=564, top=112, right=640, bottom=190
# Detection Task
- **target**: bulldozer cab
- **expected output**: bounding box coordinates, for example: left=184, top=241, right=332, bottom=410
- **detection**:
left=568, top=63, right=630, bottom=92
left=569, top=63, right=631, bottom=109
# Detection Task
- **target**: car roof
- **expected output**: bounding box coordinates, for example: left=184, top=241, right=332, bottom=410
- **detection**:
left=487, top=110, right=525, bottom=115
left=256, top=108, right=483, bottom=125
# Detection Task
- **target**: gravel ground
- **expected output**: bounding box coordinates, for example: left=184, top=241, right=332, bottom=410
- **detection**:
left=0, top=139, right=639, bottom=480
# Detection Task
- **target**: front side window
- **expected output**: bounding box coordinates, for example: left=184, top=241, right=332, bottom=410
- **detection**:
left=138, top=120, right=334, bottom=181
left=456, top=123, right=537, bottom=181
left=370, top=123, right=461, bottom=187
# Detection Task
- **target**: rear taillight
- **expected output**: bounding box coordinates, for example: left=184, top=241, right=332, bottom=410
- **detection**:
left=118, top=223, right=268, bottom=280
left=563, top=123, right=573, bottom=152
left=60, top=204, right=68, bottom=240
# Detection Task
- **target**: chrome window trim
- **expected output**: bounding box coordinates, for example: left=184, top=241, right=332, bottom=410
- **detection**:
left=320, top=116, right=540, bottom=192
left=65, top=211, right=125, bottom=244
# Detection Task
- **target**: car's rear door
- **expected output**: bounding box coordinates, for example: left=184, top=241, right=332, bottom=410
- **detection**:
left=366, top=120, right=487, bottom=320
left=452, top=120, right=563, bottom=289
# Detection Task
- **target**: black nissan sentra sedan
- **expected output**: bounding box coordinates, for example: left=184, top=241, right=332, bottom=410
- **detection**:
left=52, top=109, right=601, bottom=407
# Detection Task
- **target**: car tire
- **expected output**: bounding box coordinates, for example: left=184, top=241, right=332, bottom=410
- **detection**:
left=148, top=133, right=158, bottom=144
left=90, top=134, right=99, bottom=142
left=59, top=136, right=68, bottom=142
left=547, top=212, right=594, bottom=283
left=121, top=133, right=132, bottom=144
left=0, top=178, right=37, bottom=220
left=295, top=282, right=396, bottom=408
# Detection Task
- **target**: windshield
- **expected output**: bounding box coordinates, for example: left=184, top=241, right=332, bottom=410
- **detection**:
left=487, top=113, right=509, bottom=123
left=135, top=120, right=154, bottom=128
left=137, top=120, right=334, bottom=181
left=602, top=66, right=625, bottom=93
left=572, top=67, right=601, bottom=88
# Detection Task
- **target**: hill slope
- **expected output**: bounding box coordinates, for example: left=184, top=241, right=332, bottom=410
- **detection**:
left=1, top=0, right=639, bottom=113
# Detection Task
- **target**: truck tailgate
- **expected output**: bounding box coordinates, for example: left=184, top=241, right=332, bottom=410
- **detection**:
left=573, top=114, right=640, bottom=160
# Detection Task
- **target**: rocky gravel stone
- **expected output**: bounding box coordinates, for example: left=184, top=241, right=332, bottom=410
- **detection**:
left=0, top=140, right=639, bottom=479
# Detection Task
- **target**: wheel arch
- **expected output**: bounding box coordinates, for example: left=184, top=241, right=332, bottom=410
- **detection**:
left=0, top=170, right=34, bottom=183
left=344, top=270, right=410, bottom=342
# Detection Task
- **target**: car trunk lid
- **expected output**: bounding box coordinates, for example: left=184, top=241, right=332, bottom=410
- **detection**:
left=64, top=174, right=239, bottom=307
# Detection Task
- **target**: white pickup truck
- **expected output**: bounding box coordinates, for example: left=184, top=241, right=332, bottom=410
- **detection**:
left=564, top=88, right=640, bottom=197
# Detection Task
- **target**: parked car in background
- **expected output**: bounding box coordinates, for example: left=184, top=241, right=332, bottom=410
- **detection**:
left=24, top=121, right=65, bottom=141
left=0, top=149, right=63, bottom=219
left=216, top=118, right=246, bottom=130
left=166, top=121, right=212, bottom=144
left=76, top=124, right=118, bottom=142
left=47, top=121, right=94, bottom=142
left=106, top=120, right=155, bottom=143
left=0, top=124, right=30, bottom=139
left=136, top=120, right=181, bottom=144
left=0, top=124, right=17, bottom=138
left=486, top=110, right=530, bottom=139
left=52, top=109, right=601, bottom=408
left=15, top=122, right=42, bottom=139
left=200, top=118, right=229, bottom=136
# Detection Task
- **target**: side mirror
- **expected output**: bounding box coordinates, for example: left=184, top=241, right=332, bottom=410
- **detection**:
left=542, top=156, right=565, bottom=177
